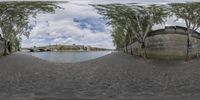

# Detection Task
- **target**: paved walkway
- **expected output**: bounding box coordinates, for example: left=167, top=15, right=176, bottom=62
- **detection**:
left=0, top=52, right=200, bottom=100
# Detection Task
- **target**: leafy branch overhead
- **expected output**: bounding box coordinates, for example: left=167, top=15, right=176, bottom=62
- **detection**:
left=170, top=2, right=200, bottom=61
left=0, top=1, right=62, bottom=38
left=94, top=2, right=200, bottom=60
left=93, top=4, right=168, bottom=53
left=0, top=1, right=64, bottom=55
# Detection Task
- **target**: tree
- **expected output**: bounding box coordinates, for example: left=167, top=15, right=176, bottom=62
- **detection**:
left=126, top=5, right=168, bottom=58
left=0, top=1, right=63, bottom=55
left=111, top=25, right=134, bottom=53
left=93, top=4, right=134, bottom=53
left=170, top=2, right=200, bottom=61
left=94, top=4, right=168, bottom=58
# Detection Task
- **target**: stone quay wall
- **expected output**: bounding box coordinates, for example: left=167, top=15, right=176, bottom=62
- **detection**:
left=127, top=26, right=200, bottom=59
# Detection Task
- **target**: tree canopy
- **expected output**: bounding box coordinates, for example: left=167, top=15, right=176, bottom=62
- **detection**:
left=0, top=1, right=63, bottom=54
left=94, top=4, right=168, bottom=56
left=170, top=2, right=200, bottom=31
left=94, top=2, right=200, bottom=59
left=170, top=2, right=200, bottom=60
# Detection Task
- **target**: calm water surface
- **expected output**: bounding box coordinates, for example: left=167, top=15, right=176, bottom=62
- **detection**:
left=27, top=51, right=112, bottom=63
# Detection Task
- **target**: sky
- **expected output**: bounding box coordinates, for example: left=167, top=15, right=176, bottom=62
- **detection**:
left=17, top=0, right=200, bottom=49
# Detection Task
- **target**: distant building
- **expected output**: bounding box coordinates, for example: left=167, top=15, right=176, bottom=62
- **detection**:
left=86, top=46, right=91, bottom=51
left=25, top=44, right=109, bottom=52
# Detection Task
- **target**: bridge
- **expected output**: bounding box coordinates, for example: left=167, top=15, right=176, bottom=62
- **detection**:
left=21, top=45, right=91, bottom=52
left=22, top=47, right=52, bottom=52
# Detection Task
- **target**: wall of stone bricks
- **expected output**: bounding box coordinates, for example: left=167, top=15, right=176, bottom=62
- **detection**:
left=127, top=29, right=200, bottom=59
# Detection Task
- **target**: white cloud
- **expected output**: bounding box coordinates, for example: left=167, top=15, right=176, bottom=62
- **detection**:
left=21, top=2, right=114, bottom=49
left=21, top=0, right=200, bottom=49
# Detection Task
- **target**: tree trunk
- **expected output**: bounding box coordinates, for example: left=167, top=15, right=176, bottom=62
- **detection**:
left=3, top=40, right=8, bottom=56
left=185, top=31, right=191, bottom=61
left=125, top=46, right=128, bottom=54
left=8, top=42, right=12, bottom=53
left=130, top=48, right=133, bottom=55
left=123, top=42, right=126, bottom=53
left=141, top=41, right=147, bottom=59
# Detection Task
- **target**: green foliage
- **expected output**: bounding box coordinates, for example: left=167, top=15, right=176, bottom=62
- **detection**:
left=170, top=2, right=200, bottom=61
left=94, top=4, right=168, bottom=49
left=59, top=46, right=65, bottom=50
left=170, top=2, right=200, bottom=31
left=0, top=1, right=63, bottom=50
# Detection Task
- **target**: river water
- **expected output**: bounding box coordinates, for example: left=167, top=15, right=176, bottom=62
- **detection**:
left=27, top=51, right=112, bottom=63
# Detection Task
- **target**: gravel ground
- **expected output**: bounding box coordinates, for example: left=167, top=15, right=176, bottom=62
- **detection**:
left=1, top=52, right=200, bottom=100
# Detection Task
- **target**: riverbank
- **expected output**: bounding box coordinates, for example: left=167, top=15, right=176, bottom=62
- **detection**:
left=1, top=52, right=200, bottom=100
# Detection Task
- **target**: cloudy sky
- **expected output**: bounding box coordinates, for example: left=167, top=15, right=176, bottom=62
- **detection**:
left=21, top=0, right=199, bottom=49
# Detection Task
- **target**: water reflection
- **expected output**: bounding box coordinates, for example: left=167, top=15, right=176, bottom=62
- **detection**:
left=28, top=51, right=112, bottom=63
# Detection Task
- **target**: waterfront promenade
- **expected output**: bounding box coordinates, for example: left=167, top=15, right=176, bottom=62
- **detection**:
left=1, top=52, right=200, bottom=100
